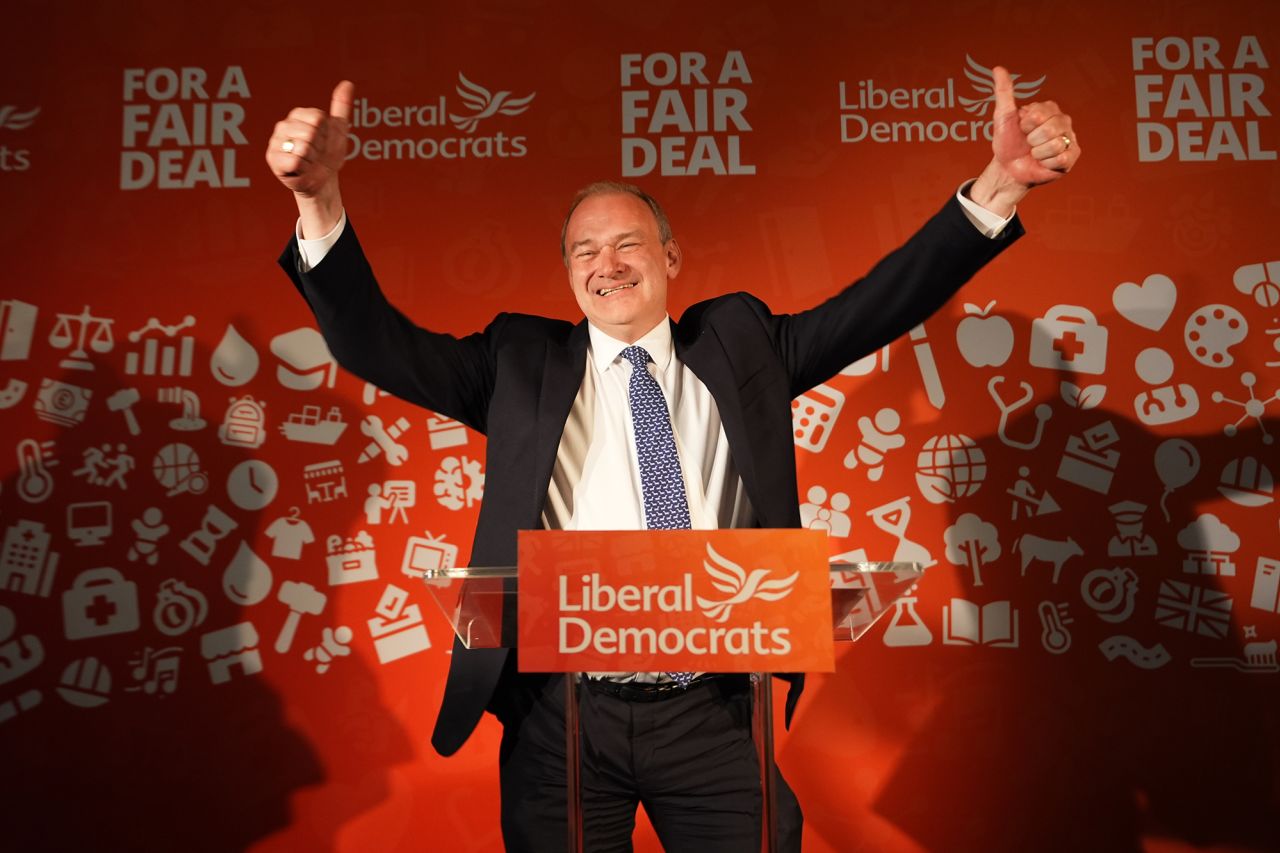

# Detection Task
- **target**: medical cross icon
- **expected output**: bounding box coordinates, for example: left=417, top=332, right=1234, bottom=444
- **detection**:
left=86, top=594, right=118, bottom=626
left=1053, top=331, right=1086, bottom=361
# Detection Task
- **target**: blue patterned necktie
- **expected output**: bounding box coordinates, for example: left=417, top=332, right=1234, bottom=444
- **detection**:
left=621, top=345, right=695, bottom=688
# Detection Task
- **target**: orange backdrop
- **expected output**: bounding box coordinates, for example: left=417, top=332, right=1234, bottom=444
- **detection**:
left=2, top=1, right=1279, bottom=851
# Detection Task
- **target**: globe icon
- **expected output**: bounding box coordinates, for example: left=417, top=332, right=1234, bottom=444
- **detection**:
left=915, top=434, right=986, bottom=503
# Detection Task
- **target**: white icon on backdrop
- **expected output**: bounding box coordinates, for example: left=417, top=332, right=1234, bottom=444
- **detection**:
left=0, top=689, right=42, bottom=723
left=49, top=306, right=114, bottom=370
left=154, top=579, right=208, bottom=636
left=882, top=595, right=932, bottom=647
left=128, top=508, right=169, bottom=564
left=839, top=344, right=890, bottom=377
left=66, top=501, right=112, bottom=547
left=943, top=512, right=1000, bottom=586
left=1154, top=438, right=1200, bottom=522
left=275, top=582, right=327, bottom=653
left=0, top=378, right=28, bottom=409
left=304, top=627, right=353, bottom=674
left=1211, top=372, right=1278, bottom=445
left=226, top=459, right=278, bottom=512
left=359, top=414, right=411, bottom=465
left=1250, top=557, right=1280, bottom=614
left=866, top=497, right=934, bottom=567
left=303, top=459, right=348, bottom=503
left=1191, top=628, right=1279, bottom=673
left=956, top=301, right=1015, bottom=367
left=271, top=327, right=337, bottom=390
left=1038, top=601, right=1073, bottom=654
left=799, top=486, right=852, bottom=537
left=400, top=531, right=459, bottom=579
left=34, top=378, right=91, bottom=426
left=1007, top=467, right=1059, bottom=520
left=435, top=455, right=485, bottom=510
left=1112, top=273, right=1176, bottom=331
left=449, top=71, right=536, bottom=133
left=915, top=434, right=986, bottom=504
left=1082, top=567, right=1139, bottom=623
left=1177, top=514, right=1239, bottom=576
left=280, top=404, right=347, bottom=444
left=15, top=438, right=56, bottom=504
left=63, top=568, right=140, bottom=640
left=1267, top=318, right=1280, bottom=367
left=1133, top=347, right=1198, bottom=425
left=125, top=646, right=180, bottom=696
left=223, top=541, right=273, bottom=606
left=1185, top=304, right=1247, bottom=368
left=1, top=519, right=59, bottom=597
left=988, top=376, right=1052, bottom=450
left=73, top=444, right=134, bottom=490
left=843, top=407, right=904, bottom=479
left=125, top=316, right=196, bottom=377
left=157, top=386, right=206, bottom=430
left=1014, top=534, right=1082, bottom=584
left=0, top=605, right=44, bottom=686
left=209, top=324, right=260, bottom=386
left=202, top=623, right=263, bottom=684
left=1099, top=636, right=1171, bottom=669
left=427, top=414, right=468, bottom=449
left=1059, top=380, right=1106, bottom=410
left=368, top=585, right=432, bottom=663
left=365, top=481, right=415, bottom=524
left=178, top=505, right=238, bottom=567
left=791, top=383, right=844, bottom=453
left=909, top=323, right=946, bottom=409
left=943, top=599, right=1018, bottom=648
left=1233, top=261, right=1280, bottom=308
left=218, top=395, right=267, bottom=448
left=0, top=299, right=37, bottom=361
left=1107, top=501, right=1156, bottom=557
left=57, top=657, right=111, bottom=707
left=1057, top=421, right=1120, bottom=494
left=326, top=532, right=379, bottom=586
left=1155, top=580, right=1232, bottom=639
left=265, top=508, right=314, bottom=559
left=106, top=388, right=143, bottom=435
left=1218, top=457, right=1274, bottom=507
left=153, top=443, right=208, bottom=497
left=1030, top=305, right=1108, bottom=375
left=362, top=382, right=390, bottom=406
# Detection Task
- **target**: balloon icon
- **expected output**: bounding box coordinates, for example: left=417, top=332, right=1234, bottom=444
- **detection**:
left=1154, top=438, right=1200, bottom=521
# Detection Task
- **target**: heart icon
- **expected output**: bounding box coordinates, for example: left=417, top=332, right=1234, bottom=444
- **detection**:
left=1113, top=274, right=1176, bottom=331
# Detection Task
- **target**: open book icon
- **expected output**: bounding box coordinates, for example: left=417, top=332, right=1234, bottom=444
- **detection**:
left=942, top=599, right=1019, bottom=647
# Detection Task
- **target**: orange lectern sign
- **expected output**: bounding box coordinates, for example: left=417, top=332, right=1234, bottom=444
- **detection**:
left=517, top=529, right=833, bottom=673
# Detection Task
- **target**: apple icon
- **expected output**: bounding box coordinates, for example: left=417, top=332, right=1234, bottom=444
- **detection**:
left=956, top=301, right=1014, bottom=367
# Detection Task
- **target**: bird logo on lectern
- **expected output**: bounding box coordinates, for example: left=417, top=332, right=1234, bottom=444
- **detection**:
left=0, top=106, right=40, bottom=131
left=696, top=543, right=799, bottom=623
left=958, top=57, right=1045, bottom=116
left=448, top=73, right=536, bottom=134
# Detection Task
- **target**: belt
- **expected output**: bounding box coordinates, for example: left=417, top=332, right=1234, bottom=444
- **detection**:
left=582, top=674, right=737, bottom=703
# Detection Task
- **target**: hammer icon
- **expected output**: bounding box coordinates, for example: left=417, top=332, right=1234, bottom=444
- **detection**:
left=107, top=388, right=142, bottom=435
left=275, top=581, right=327, bottom=654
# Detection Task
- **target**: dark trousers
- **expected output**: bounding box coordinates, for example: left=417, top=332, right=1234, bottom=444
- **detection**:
left=494, top=672, right=803, bottom=852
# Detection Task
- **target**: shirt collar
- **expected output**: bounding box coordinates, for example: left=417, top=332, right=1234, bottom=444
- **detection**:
left=588, top=316, right=673, bottom=374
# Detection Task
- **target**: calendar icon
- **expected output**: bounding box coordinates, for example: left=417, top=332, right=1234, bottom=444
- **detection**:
left=1, top=520, right=59, bottom=598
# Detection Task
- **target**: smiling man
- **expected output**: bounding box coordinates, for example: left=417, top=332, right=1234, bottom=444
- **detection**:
left=270, top=69, right=1078, bottom=851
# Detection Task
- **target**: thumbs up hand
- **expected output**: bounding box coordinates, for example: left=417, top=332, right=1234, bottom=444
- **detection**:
left=266, top=81, right=355, bottom=237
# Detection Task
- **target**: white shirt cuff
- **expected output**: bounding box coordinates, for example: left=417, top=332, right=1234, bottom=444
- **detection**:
left=295, top=210, right=348, bottom=272
left=956, top=180, right=1014, bottom=238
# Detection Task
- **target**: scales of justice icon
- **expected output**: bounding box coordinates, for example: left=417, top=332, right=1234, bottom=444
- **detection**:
left=49, top=306, right=115, bottom=371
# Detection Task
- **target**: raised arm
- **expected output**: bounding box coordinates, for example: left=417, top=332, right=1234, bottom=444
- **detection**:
left=265, top=80, right=354, bottom=239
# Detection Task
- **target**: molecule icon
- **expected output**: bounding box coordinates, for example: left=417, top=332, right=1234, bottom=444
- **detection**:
left=1212, top=372, right=1278, bottom=445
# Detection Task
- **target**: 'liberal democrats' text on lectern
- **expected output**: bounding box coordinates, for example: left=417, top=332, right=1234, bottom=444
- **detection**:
left=422, top=529, right=924, bottom=853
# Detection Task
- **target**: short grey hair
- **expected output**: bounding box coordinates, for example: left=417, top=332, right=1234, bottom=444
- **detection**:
left=560, top=181, right=674, bottom=263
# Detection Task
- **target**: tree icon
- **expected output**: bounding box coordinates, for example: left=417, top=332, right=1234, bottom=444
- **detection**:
left=944, top=512, right=1002, bottom=586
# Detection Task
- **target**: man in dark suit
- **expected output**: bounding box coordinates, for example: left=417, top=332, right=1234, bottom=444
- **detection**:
left=268, top=69, right=1078, bottom=851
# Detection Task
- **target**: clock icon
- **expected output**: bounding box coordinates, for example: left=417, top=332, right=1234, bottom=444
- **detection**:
left=227, top=460, right=278, bottom=511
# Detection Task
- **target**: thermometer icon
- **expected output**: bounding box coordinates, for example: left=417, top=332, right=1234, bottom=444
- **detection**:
left=1038, top=601, right=1072, bottom=655
left=16, top=438, right=56, bottom=503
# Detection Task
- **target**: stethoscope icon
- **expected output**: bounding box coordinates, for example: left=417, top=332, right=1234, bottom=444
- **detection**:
left=988, top=376, right=1053, bottom=450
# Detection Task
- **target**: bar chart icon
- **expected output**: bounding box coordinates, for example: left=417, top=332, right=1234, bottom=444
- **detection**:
left=125, top=315, right=196, bottom=377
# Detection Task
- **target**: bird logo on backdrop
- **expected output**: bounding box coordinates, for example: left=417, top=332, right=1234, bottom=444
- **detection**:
left=959, top=56, right=1045, bottom=116
left=0, top=106, right=40, bottom=131
left=448, top=73, right=536, bottom=133
left=696, top=543, right=799, bottom=623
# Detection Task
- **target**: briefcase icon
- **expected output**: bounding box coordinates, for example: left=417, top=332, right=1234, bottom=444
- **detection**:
left=63, top=568, right=140, bottom=640
left=1030, top=306, right=1108, bottom=375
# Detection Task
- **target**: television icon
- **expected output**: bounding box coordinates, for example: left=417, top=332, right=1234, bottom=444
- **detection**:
left=67, top=501, right=113, bottom=547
